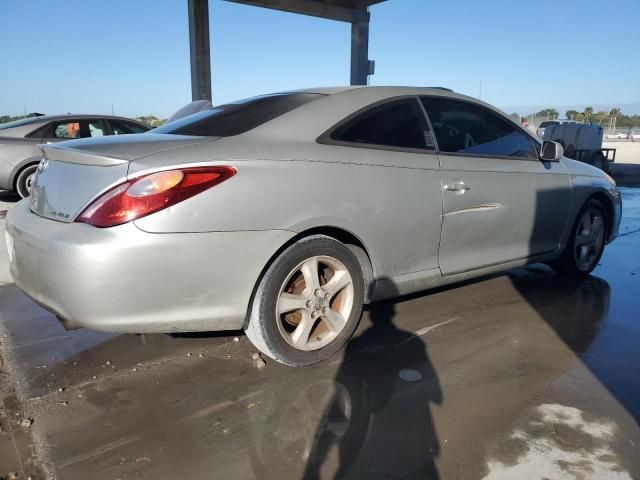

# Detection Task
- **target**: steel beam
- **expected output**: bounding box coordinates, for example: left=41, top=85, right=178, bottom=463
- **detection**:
left=226, top=0, right=369, bottom=23
left=188, top=0, right=212, bottom=101
left=350, top=19, right=369, bottom=85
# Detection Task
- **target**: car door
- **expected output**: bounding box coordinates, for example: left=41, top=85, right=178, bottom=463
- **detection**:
left=42, top=119, right=108, bottom=143
left=318, top=97, right=443, bottom=283
left=421, top=97, right=572, bottom=276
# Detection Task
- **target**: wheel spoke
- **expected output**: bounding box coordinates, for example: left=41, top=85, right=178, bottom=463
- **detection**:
left=575, top=233, right=590, bottom=247
left=278, top=292, right=308, bottom=314
left=322, top=308, right=347, bottom=333
left=580, top=212, right=592, bottom=235
left=291, top=311, right=315, bottom=348
left=323, top=269, right=352, bottom=299
left=301, top=257, right=321, bottom=293
left=591, top=215, right=603, bottom=236
left=578, top=245, right=589, bottom=264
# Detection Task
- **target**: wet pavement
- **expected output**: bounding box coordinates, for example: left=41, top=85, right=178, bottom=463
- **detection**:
left=0, top=188, right=638, bottom=480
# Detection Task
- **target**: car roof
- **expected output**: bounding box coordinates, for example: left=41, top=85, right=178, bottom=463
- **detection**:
left=247, top=85, right=533, bottom=143
left=32, top=114, right=146, bottom=122
left=288, top=86, right=455, bottom=95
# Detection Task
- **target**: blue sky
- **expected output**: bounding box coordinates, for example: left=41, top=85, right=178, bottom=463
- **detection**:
left=1, top=0, right=638, bottom=118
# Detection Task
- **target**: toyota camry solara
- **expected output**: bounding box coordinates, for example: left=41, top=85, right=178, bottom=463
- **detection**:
left=5, top=87, right=622, bottom=366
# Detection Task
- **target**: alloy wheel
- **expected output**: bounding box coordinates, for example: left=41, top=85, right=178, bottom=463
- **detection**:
left=275, top=255, right=354, bottom=351
left=574, top=208, right=605, bottom=271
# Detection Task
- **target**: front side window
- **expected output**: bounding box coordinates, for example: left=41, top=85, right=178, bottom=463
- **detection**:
left=421, top=97, right=537, bottom=159
left=52, top=120, right=106, bottom=139
left=153, top=93, right=324, bottom=137
left=330, top=98, right=434, bottom=150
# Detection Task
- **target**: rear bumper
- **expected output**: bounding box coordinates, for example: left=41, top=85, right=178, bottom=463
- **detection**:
left=6, top=201, right=294, bottom=333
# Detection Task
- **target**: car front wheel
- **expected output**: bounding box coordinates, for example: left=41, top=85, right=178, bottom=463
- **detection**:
left=245, top=235, right=364, bottom=366
left=551, top=199, right=607, bottom=275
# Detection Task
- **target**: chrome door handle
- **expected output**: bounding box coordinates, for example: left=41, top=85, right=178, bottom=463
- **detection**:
left=443, top=181, right=470, bottom=193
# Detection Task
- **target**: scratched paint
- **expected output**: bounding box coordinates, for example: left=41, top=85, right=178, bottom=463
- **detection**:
left=446, top=203, right=504, bottom=216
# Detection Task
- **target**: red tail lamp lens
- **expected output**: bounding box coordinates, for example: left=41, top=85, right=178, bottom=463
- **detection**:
left=76, top=166, right=236, bottom=227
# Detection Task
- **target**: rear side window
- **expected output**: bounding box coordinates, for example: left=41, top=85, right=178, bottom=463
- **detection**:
left=110, top=120, right=149, bottom=135
left=421, top=97, right=537, bottom=159
left=50, top=120, right=106, bottom=139
left=153, top=93, right=323, bottom=137
left=330, top=98, right=434, bottom=150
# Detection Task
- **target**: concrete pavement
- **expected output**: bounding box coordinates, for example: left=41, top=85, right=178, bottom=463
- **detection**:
left=0, top=188, right=638, bottom=479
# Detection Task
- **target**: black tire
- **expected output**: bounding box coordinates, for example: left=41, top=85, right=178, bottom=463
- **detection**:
left=551, top=199, right=607, bottom=276
left=245, top=235, right=364, bottom=367
left=15, top=163, right=38, bottom=199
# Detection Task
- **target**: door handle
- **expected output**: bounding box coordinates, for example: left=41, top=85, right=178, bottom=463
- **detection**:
left=443, top=181, right=470, bottom=193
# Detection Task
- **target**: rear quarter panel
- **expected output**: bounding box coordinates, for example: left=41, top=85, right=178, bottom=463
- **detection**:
left=0, top=139, right=41, bottom=190
left=132, top=139, right=443, bottom=280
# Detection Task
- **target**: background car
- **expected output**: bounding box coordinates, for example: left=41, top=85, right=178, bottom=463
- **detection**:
left=0, top=114, right=150, bottom=198
left=6, top=87, right=622, bottom=367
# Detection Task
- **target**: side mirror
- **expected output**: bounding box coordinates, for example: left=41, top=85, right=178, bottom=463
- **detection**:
left=540, top=140, right=564, bottom=161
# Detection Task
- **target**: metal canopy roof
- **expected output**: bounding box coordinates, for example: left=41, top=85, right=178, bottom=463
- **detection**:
left=188, top=0, right=388, bottom=101
left=226, top=0, right=386, bottom=22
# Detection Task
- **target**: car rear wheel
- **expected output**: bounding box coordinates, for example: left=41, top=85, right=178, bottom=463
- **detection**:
left=245, top=235, right=364, bottom=366
left=15, top=164, right=38, bottom=199
left=551, top=199, right=607, bottom=276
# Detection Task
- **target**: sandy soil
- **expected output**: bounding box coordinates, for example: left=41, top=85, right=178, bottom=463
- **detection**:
left=603, top=140, right=640, bottom=164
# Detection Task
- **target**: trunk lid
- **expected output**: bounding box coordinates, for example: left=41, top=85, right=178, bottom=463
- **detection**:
left=29, top=134, right=215, bottom=223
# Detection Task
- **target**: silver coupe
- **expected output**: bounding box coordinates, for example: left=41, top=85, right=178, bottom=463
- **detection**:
left=5, top=87, right=622, bottom=366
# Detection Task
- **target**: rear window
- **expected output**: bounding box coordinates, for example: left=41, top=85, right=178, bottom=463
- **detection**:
left=0, top=117, right=40, bottom=130
left=153, top=93, right=324, bottom=137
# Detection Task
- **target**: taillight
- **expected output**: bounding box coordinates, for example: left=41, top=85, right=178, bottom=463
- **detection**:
left=76, top=166, right=236, bottom=228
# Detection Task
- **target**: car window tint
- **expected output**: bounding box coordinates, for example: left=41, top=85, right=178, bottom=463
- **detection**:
left=331, top=98, right=433, bottom=150
left=111, top=120, right=149, bottom=135
left=53, top=120, right=105, bottom=139
left=154, top=93, right=324, bottom=137
left=421, top=97, right=537, bottom=159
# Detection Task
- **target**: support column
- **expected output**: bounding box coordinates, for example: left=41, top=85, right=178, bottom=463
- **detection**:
left=350, top=16, right=370, bottom=86
left=188, top=0, right=212, bottom=101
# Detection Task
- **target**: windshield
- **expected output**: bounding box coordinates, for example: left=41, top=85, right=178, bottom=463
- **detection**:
left=153, top=93, right=324, bottom=137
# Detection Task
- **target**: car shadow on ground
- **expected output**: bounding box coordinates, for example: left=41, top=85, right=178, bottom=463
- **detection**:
left=300, top=281, right=441, bottom=480
left=0, top=190, right=19, bottom=203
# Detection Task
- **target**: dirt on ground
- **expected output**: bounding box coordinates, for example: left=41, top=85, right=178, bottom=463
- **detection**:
left=0, top=350, right=45, bottom=480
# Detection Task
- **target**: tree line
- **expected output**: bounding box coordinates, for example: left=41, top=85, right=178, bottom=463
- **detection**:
left=511, top=107, right=639, bottom=129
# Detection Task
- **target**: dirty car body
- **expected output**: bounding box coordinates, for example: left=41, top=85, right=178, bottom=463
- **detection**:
left=5, top=87, right=621, bottom=364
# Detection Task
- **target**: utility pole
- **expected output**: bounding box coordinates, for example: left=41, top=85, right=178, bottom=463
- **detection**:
left=479, top=80, right=482, bottom=100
